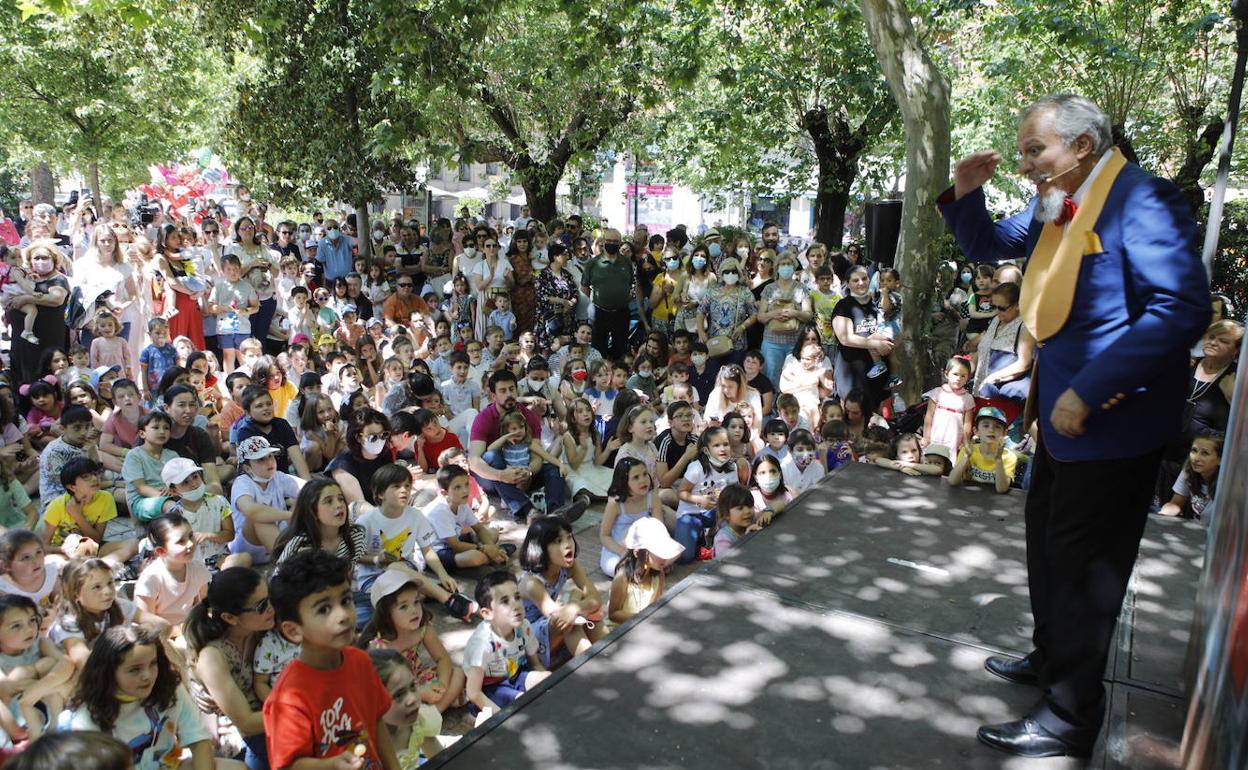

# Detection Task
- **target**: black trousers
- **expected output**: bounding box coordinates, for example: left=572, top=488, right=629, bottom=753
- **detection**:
left=591, top=305, right=631, bottom=362
left=1023, top=435, right=1163, bottom=739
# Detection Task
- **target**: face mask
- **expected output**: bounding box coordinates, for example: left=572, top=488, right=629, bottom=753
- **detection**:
left=637, top=369, right=653, bottom=379
left=777, top=265, right=795, bottom=280
left=248, top=470, right=274, bottom=484
left=180, top=484, right=207, bottom=502
left=757, top=474, right=781, bottom=493
left=571, top=370, right=588, bottom=382
left=462, top=246, right=476, bottom=257
left=362, top=435, right=387, bottom=456
left=794, top=450, right=815, bottom=465
left=691, top=256, right=707, bottom=270
left=707, top=243, right=721, bottom=258
left=526, top=378, right=547, bottom=391
left=372, top=229, right=385, bottom=242
left=665, top=258, right=680, bottom=270
left=723, top=273, right=739, bottom=286
left=960, top=272, right=973, bottom=283
left=691, top=354, right=708, bottom=367
left=328, top=228, right=341, bottom=240
left=603, top=242, right=620, bottom=255
left=736, top=247, right=749, bottom=258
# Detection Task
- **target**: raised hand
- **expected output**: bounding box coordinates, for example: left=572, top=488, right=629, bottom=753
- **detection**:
left=953, top=151, right=1003, bottom=199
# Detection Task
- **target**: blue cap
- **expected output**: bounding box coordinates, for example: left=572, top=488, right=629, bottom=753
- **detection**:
left=975, top=405, right=1008, bottom=426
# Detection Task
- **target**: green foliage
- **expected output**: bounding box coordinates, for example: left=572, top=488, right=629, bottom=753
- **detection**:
left=0, top=149, right=29, bottom=214
left=0, top=0, right=222, bottom=197
left=1211, top=200, right=1248, bottom=319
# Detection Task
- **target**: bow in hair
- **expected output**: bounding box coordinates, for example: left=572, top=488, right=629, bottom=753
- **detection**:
left=19, top=374, right=58, bottom=396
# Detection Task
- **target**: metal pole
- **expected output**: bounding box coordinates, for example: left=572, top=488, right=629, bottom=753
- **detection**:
left=1199, top=8, right=1248, bottom=278
left=632, top=153, right=640, bottom=231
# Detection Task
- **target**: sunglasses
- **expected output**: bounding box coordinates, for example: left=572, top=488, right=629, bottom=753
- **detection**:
left=365, top=432, right=391, bottom=441
left=240, top=596, right=271, bottom=614
left=397, top=282, right=413, bottom=288
left=484, top=244, right=499, bottom=249
left=203, top=229, right=219, bottom=235
left=278, top=230, right=294, bottom=235
left=239, top=225, right=255, bottom=231
left=992, top=304, right=1013, bottom=311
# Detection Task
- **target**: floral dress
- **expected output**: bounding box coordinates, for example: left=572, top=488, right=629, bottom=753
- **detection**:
left=534, top=267, right=578, bottom=350
left=698, top=285, right=756, bottom=354
left=509, top=251, right=537, bottom=336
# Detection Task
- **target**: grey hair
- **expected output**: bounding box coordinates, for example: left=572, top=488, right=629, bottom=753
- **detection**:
left=1021, top=94, right=1113, bottom=155
left=32, top=203, right=55, bottom=218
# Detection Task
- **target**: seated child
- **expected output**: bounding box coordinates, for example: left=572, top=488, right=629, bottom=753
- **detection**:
left=40, top=458, right=138, bottom=569
left=606, top=517, right=683, bottom=626
left=160, top=458, right=247, bottom=571
left=483, top=410, right=567, bottom=483
left=713, top=483, right=762, bottom=558
left=62, top=624, right=216, bottom=769
left=923, top=443, right=953, bottom=477
left=749, top=453, right=793, bottom=525
left=0, top=531, right=59, bottom=620
left=100, top=378, right=147, bottom=473
left=776, top=392, right=813, bottom=433
left=599, top=458, right=665, bottom=576
left=355, top=464, right=478, bottom=625
left=947, top=406, right=1017, bottom=494
left=1160, top=433, right=1222, bottom=520
left=133, top=514, right=209, bottom=634
left=821, top=419, right=857, bottom=471
left=784, top=429, right=825, bottom=493
left=120, top=411, right=180, bottom=522
left=368, top=647, right=445, bottom=766
left=49, top=557, right=166, bottom=673
left=37, top=405, right=100, bottom=505
left=674, top=426, right=748, bottom=564
left=0, top=595, right=73, bottom=742
left=264, top=549, right=400, bottom=770
left=364, top=570, right=467, bottom=714
left=518, top=517, right=605, bottom=669
left=425, top=464, right=509, bottom=572
left=229, top=435, right=304, bottom=564
left=462, top=570, right=551, bottom=719
left=876, top=432, right=947, bottom=477
left=860, top=425, right=894, bottom=464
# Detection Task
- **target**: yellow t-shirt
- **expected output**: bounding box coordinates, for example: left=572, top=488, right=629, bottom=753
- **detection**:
left=268, top=380, right=298, bottom=422
left=810, top=289, right=842, bottom=345
left=41, top=491, right=118, bottom=546
left=957, top=443, right=1018, bottom=486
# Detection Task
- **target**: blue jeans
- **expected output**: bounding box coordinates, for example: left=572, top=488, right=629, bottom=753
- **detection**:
left=675, top=508, right=716, bottom=564
left=240, top=732, right=269, bottom=770
left=760, top=338, right=791, bottom=400
left=475, top=452, right=567, bottom=518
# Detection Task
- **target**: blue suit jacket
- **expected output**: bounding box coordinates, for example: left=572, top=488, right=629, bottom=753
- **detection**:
left=938, top=163, right=1210, bottom=462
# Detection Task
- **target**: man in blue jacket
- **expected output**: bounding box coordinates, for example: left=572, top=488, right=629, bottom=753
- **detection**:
left=939, top=94, right=1210, bottom=758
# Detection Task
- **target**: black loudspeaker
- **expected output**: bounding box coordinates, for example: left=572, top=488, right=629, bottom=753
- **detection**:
left=865, top=200, right=902, bottom=267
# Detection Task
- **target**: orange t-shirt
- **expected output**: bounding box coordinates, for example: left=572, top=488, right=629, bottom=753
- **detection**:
left=264, top=646, right=393, bottom=770
left=382, top=293, right=430, bottom=328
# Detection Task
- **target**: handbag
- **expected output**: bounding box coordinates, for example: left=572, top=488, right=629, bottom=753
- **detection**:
left=769, top=298, right=800, bottom=333
left=706, top=335, right=733, bottom=357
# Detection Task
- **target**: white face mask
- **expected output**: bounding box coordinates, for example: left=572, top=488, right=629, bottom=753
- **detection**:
left=361, top=435, right=387, bottom=457
left=691, top=354, right=708, bottom=367
left=180, top=483, right=207, bottom=501
left=757, top=473, right=781, bottom=493
left=248, top=469, right=274, bottom=483
left=736, top=247, right=749, bottom=258
left=723, top=273, right=739, bottom=286
left=372, top=229, right=385, bottom=242
left=463, top=246, right=476, bottom=257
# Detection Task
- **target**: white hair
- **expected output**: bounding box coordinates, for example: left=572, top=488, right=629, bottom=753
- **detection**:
left=1022, top=94, right=1113, bottom=155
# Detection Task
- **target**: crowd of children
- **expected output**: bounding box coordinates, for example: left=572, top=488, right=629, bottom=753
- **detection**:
left=0, top=199, right=1231, bottom=769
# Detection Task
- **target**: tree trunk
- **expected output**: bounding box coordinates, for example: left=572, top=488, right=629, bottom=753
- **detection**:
left=521, top=168, right=559, bottom=223
left=1111, top=124, right=1140, bottom=165
left=861, top=0, right=952, bottom=406
left=1173, top=120, right=1222, bottom=216
left=30, top=162, right=54, bottom=204
left=88, top=162, right=102, bottom=213
left=355, top=200, right=372, bottom=264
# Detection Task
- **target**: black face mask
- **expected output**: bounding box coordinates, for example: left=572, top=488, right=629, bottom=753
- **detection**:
left=603, top=242, right=620, bottom=255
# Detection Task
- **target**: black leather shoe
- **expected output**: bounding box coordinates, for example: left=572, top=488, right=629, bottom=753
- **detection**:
left=985, top=654, right=1040, bottom=686
left=977, top=717, right=1092, bottom=758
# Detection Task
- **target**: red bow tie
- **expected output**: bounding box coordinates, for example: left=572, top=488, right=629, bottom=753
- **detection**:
left=1055, top=197, right=1078, bottom=225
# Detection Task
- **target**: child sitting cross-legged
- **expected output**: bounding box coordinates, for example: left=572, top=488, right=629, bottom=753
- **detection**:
left=159, top=458, right=249, bottom=572
left=39, top=458, right=139, bottom=569
left=264, top=549, right=401, bottom=770
left=426, top=464, right=510, bottom=574
left=361, top=570, right=467, bottom=714
left=713, top=483, right=763, bottom=558
left=462, top=570, right=551, bottom=721
left=518, top=517, right=605, bottom=670
left=947, top=406, right=1017, bottom=494
left=353, top=463, right=479, bottom=627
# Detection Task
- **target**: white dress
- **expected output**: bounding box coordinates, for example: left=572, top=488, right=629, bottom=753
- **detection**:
left=470, top=257, right=512, bottom=339
left=559, top=432, right=612, bottom=499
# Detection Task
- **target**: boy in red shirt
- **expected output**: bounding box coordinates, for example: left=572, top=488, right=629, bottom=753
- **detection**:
left=265, top=549, right=400, bottom=770
left=413, top=408, right=462, bottom=473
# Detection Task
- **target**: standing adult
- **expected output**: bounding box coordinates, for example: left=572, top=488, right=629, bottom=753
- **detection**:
left=755, top=251, right=812, bottom=389
left=470, top=234, right=512, bottom=335
left=73, top=225, right=138, bottom=351
left=533, top=245, right=578, bottom=352
left=580, top=229, right=642, bottom=362
left=467, top=370, right=586, bottom=524
left=696, top=257, right=756, bottom=369
left=160, top=225, right=208, bottom=351
left=225, top=217, right=277, bottom=345
left=7, top=241, right=69, bottom=385
left=940, top=94, right=1210, bottom=758
left=506, top=229, right=538, bottom=335
left=314, top=218, right=353, bottom=282
left=831, top=266, right=890, bottom=410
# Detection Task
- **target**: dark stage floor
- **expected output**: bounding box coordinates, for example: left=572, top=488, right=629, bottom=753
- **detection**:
left=429, top=463, right=1207, bottom=769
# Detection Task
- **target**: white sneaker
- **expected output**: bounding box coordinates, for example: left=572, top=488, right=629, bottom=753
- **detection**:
left=19, top=331, right=39, bottom=344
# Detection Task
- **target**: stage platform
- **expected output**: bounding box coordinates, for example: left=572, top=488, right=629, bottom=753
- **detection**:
left=429, top=463, right=1208, bottom=769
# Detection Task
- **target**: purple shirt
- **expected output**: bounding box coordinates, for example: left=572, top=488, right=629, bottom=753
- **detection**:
left=469, top=402, right=542, bottom=447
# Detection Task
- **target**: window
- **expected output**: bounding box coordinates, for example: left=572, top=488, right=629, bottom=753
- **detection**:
left=486, top=163, right=500, bottom=175
left=430, top=161, right=442, bottom=180
left=458, top=162, right=471, bottom=182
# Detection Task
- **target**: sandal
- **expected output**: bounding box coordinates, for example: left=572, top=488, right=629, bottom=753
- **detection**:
left=444, top=592, right=479, bottom=622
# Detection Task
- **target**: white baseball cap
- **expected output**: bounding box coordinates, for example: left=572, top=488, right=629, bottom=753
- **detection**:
left=160, top=457, right=203, bottom=486
left=237, top=436, right=281, bottom=463
left=369, top=570, right=419, bottom=609
left=623, top=517, right=684, bottom=561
